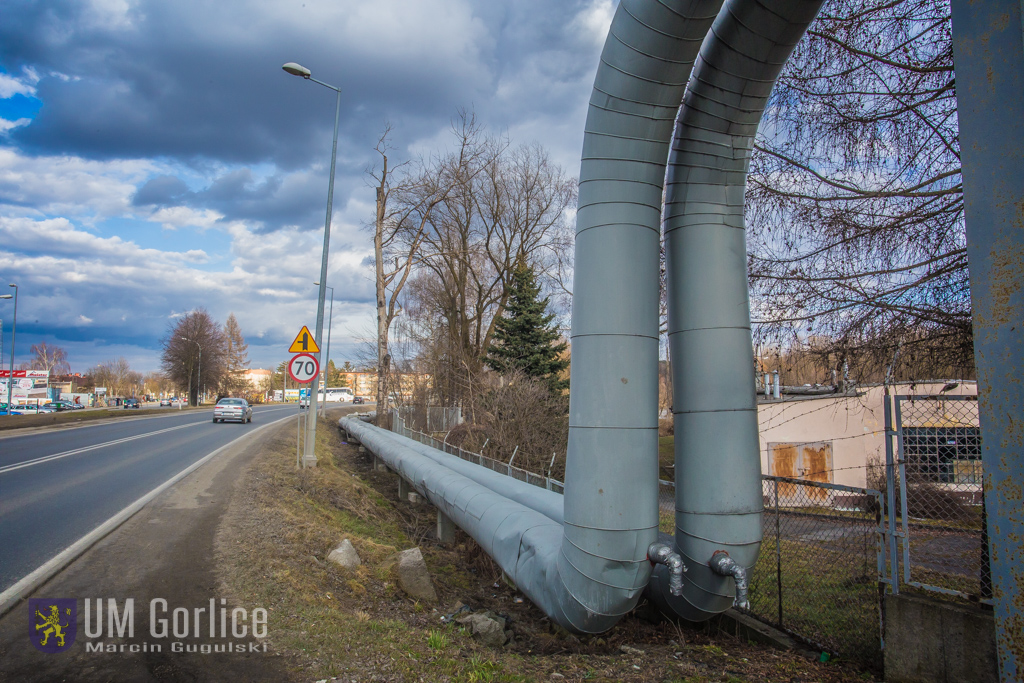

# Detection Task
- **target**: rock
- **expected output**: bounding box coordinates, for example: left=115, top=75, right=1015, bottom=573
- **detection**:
left=327, top=539, right=361, bottom=569
left=550, top=673, right=565, bottom=679
left=619, top=645, right=645, bottom=656
left=391, top=547, right=437, bottom=603
left=455, top=611, right=508, bottom=647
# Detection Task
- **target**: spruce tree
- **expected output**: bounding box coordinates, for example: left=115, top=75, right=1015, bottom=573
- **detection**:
left=485, top=264, right=568, bottom=391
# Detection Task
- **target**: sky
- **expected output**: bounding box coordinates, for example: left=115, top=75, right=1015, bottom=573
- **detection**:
left=0, top=0, right=615, bottom=374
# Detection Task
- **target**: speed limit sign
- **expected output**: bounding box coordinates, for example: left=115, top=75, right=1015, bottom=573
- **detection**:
left=288, top=353, right=319, bottom=384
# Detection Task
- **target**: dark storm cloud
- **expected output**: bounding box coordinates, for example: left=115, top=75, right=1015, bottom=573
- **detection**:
left=132, top=166, right=361, bottom=232
left=0, top=0, right=606, bottom=170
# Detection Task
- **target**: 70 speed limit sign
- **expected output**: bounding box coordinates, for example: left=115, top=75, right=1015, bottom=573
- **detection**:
left=288, top=353, right=320, bottom=384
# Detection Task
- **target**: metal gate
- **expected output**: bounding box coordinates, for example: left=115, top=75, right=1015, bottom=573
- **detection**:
left=885, top=394, right=991, bottom=603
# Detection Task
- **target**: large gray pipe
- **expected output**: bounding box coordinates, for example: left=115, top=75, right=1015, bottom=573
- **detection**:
left=649, top=0, right=825, bottom=621
left=566, top=0, right=724, bottom=631
left=341, top=0, right=823, bottom=632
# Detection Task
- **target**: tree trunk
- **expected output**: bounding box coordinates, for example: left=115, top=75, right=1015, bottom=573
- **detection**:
left=375, top=183, right=391, bottom=428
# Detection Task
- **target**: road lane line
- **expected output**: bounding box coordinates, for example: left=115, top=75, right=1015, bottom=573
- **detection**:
left=0, top=422, right=202, bottom=475
left=0, top=407, right=297, bottom=474
left=0, top=411, right=297, bottom=617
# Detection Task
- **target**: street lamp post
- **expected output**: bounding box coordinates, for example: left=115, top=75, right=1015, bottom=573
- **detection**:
left=314, top=281, right=334, bottom=418
left=283, top=61, right=342, bottom=468
left=181, top=336, right=202, bottom=406
left=3, top=286, right=16, bottom=411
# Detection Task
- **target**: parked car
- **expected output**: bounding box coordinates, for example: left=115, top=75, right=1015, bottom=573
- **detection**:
left=123, top=398, right=140, bottom=409
left=11, top=404, right=54, bottom=415
left=43, top=401, right=74, bottom=411
left=213, top=398, right=252, bottom=423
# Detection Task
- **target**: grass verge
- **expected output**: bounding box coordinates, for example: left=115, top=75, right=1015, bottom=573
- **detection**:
left=216, top=412, right=880, bottom=682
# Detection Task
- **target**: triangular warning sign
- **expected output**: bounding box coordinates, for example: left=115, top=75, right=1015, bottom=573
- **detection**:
left=288, top=326, right=320, bottom=353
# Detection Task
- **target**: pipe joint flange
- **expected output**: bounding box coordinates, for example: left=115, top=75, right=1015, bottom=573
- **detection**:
left=647, top=542, right=686, bottom=597
left=708, top=551, right=750, bottom=610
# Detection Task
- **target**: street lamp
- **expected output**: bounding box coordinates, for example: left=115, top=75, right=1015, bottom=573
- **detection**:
left=314, top=281, right=333, bottom=418
left=180, top=336, right=202, bottom=406
left=3, top=286, right=16, bottom=411
left=283, top=61, right=342, bottom=468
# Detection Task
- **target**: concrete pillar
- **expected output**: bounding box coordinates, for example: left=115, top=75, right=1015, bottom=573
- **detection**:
left=373, top=457, right=387, bottom=472
left=437, top=511, right=455, bottom=544
left=398, top=476, right=411, bottom=500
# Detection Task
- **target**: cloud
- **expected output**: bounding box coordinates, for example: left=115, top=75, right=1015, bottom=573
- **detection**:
left=0, top=0, right=614, bottom=371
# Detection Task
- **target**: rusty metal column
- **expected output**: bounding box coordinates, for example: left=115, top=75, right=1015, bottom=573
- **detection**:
left=949, top=2, right=1024, bottom=679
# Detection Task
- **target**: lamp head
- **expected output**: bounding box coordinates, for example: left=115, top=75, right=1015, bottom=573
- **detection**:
left=0, top=295, right=11, bottom=300
left=282, top=62, right=311, bottom=79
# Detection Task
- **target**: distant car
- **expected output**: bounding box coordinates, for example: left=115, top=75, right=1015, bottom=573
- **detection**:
left=43, top=401, right=73, bottom=412
left=352, top=396, right=365, bottom=405
left=123, top=398, right=140, bottom=409
left=11, top=404, right=50, bottom=415
left=299, top=396, right=309, bottom=409
left=213, top=398, right=252, bottom=423
left=159, top=398, right=172, bottom=407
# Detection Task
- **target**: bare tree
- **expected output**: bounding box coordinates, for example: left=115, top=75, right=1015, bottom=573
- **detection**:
left=29, top=342, right=71, bottom=375
left=160, top=309, right=227, bottom=405
left=746, top=0, right=969, bottom=381
left=91, top=357, right=142, bottom=398
left=408, top=114, right=575, bottom=407
left=370, top=116, right=490, bottom=422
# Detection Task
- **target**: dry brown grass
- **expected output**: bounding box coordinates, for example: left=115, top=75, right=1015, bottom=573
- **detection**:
left=215, top=410, right=880, bottom=682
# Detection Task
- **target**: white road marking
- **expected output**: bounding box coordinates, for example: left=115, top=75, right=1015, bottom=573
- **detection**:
left=0, top=407, right=294, bottom=475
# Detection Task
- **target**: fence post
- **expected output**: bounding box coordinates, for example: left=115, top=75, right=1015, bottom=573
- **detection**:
left=774, top=478, right=782, bottom=628
left=883, top=391, right=900, bottom=593
left=894, top=397, right=912, bottom=585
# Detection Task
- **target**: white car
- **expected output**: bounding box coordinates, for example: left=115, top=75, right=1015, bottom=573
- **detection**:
left=299, top=396, right=310, bottom=409
left=213, top=398, right=253, bottom=423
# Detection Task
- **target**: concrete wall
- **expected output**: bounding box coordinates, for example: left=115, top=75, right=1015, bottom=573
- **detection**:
left=884, top=593, right=996, bottom=682
left=757, top=382, right=977, bottom=489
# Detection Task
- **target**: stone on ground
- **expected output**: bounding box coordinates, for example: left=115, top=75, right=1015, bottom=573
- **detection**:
left=456, top=611, right=510, bottom=647
left=391, top=547, right=437, bottom=603
left=326, top=539, right=361, bottom=568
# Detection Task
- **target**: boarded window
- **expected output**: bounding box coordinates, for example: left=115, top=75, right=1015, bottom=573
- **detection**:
left=768, top=441, right=833, bottom=504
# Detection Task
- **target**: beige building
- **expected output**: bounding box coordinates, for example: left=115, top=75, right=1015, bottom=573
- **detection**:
left=336, top=372, right=432, bottom=399
left=756, top=381, right=978, bottom=488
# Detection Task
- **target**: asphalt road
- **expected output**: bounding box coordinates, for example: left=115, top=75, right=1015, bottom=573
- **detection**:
left=0, top=404, right=298, bottom=594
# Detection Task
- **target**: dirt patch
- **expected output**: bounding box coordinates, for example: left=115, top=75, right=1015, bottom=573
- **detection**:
left=216, top=411, right=878, bottom=682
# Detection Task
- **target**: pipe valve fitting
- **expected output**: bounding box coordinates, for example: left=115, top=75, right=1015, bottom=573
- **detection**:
left=708, top=551, right=749, bottom=610
left=648, top=542, right=686, bottom=597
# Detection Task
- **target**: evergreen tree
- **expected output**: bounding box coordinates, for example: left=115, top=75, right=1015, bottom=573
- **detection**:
left=485, top=264, right=568, bottom=391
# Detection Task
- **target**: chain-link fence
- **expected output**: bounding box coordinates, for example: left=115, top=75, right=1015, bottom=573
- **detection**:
left=746, top=476, right=885, bottom=665
left=890, top=395, right=990, bottom=601
left=392, top=405, right=463, bottom=433
left=391, top=411, right=886, bottom=663
left=391, top=410, right=564, bottom=493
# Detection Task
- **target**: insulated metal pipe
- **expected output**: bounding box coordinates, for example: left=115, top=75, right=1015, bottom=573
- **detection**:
left=566, top=0, right=725, bottom=632
left=651, top=0, right=825, bottom=621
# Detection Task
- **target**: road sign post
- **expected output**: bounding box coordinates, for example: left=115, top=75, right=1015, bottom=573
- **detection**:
left=287, top=326, right=323, bottom=468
